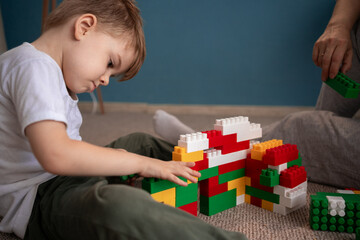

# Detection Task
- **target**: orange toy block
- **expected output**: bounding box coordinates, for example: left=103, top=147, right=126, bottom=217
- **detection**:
left=228, top=177, right=245, bottom=196
left=172, top=146, right=203, bottom=162
left=151, top=188, right=176, bottom=207
left=261, top=199, right=273, bottom=211
left=251, top=139, right=283, bottom=160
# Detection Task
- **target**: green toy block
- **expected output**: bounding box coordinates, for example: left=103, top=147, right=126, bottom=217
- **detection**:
left=245, top=185, right=280, bottom=204
left=356, top=227, right=360, bottom=240
left=142, top=178, right=176, bottom=194
left=325, top=72, right=360, bottom=98
left=198, top=166, right=219, bottom=181
left=176, top=183, right=198, bottom=207
left=287, top=154, right=302, bottom=168
left=218, top=168, right=245, bottom=184
left=200, top=189, right=236, bottom=216
left=310, top=192, right=360, bottom=235
left=259, top=168, right=280, bottom=187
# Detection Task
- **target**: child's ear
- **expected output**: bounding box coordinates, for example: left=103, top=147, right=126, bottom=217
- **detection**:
left=74, top=14, right=98, bottom=40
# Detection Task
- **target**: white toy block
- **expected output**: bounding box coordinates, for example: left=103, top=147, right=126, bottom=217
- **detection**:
left=178, top=132, right=209, bottom=153
left=336, top=189, right=355, bottom=194
left=326, top=196, right=346, bottom=217
left=245, top=123, right=262, bottom=141
left=274, top=181, right=307, bottom=197
left=273, top=200, right=306, bottom=216
left=279, top=191, right=306, bottom=208
left=214, top=116, right=250, bottom=136
left=247, top=140, right=260, bottom=154
left=205, top=149, right=247, bottom=168
left=236, top=194, right=245, bottom=205
left=268, top=163, right=287, bottom=174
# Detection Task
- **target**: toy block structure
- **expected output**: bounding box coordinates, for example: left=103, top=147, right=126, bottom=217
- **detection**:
left=310, top=192, right=360, bottom=239
left=325, top=72, right=360, bottom=98
left=141, top=116, right=307, bottom=216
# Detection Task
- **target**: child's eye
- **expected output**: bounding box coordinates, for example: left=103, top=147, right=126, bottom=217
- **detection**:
left=108, top=59, right=113, bottom=68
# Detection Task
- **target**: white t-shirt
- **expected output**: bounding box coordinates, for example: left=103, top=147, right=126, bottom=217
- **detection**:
left=0, top=43, right=82, bottom=238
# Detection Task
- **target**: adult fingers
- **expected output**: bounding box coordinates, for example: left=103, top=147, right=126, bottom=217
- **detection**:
left=341, top=47, right=353, bottom=74
left=328, top=44, right=348, bottom=79
left=320, top=43, right=337, bottom=81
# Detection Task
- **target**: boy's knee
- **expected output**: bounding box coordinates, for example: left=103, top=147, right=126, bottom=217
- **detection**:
left=95, top=184, right=152, bottom=223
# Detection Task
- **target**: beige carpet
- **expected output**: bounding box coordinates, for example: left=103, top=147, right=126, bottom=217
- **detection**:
left=0, top=109, right=356, bottom=240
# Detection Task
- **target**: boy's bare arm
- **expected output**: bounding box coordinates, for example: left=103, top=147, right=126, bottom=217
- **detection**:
left=25, top=120, right=200, bottom=186
left=313, top=0, right=360, bottom=81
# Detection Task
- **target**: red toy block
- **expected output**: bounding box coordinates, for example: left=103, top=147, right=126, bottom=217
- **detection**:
left=279, top=165, right=306, bottom=188
left=216, top=140, right=250, bottom=154
left=250, top=195, right=262, bottom=208
left=199, top=176, right=228, bottom=197
left=245, top=154, right=268, bottom=178
left=202, top=130, right=237, bottom=149
left=263, top=144, right=298, bottom=166
left=218, top=159, right=245, bottom=175
left=178, top=201, right=197, bottom=216
left=192, top=157, right=209, bottom=171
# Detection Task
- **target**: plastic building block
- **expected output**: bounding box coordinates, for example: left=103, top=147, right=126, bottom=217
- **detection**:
left=251, top=139, right=283, bottom=160
left=151, top=188, right=176, bottom=207
left=202, top=130, right=236, bottom=148
left=205, top=148, right=247, bottom=168
left=268, top=162, right=287, bottom=175
left=245, top=176, right=251, bottom=186
left=227, top=177, right=245, bottom=196
left=250, top=195, right=262, bottom=208
left=325, top=72, right=360, bottom=98
left=200, top=189, right=237, bottom=216
left=310, top=192, right=360, bottom=234
left=218, top=159, right=245, bottom=175
left=262, top=144, right=299, bottom=166
left=192, top=157, right=209, bottom=171
left=214, top=116, right=251, bottom=136
left=172, top=146, right=203, bottom=162
left=176, top=183, right=198, bottom=207
left=199, top=176, right=228, bottom=197
left=287, top=154, right=302, bottom=168
left=178, top=132, right=209, bottom=153
left=326, top=196, right=346, bottom=217
left=273, top=201, right=306, bottom=216
left=279, top=165, right=307, bottom=188
left=259, top=168, right=280, bottom=187
left=357, top=227, right=360, bottom=240
left=215, top=140, right=249, bottom=155
left=337, top=189, right=356, bottom=194
left=245, top=185, right=280, bottom=204
left=198, top=166, right=218, bottom=181
left=142, top=178, right=176, bottom=194
left=218, top=168, right=245, bottom=184
left=236, top=194, right=245, bottom=205
left=178, top=201, right=198, bottom=216
left=262, top=199, right=274, bottom=211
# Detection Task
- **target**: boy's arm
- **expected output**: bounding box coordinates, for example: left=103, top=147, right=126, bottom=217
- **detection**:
left=313, top=0, right=360, bottom=81
left=26, top=120, right=200, bottom=186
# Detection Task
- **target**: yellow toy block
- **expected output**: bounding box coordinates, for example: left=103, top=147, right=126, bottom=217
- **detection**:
left=261, top=199, right=273, bottom=211
left=245, top=176, right=251, bottom=186
left=228, top=177, right=245, bottom=196
left=151, top=188, right=176, bottom=207
left=172, top=146, right=203, bottom=162
left=251, top=139, right=283, bottom=160
left=245, top=194, right=251, bottom=204
left=353, top=190, right=360, bottom=194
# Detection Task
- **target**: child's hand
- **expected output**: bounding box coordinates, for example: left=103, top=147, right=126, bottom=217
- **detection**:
left=139, top=159, right=201, bottom=186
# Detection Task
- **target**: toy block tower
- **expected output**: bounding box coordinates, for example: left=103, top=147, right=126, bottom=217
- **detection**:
left=141, top=116, right=307, bottom=217
left=245, top=139, right=307, bottom=215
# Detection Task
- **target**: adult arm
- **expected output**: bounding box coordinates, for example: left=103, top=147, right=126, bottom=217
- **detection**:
left=25, top=120, right=200, bottom=186
left=313, top=0, right=360, bottom=81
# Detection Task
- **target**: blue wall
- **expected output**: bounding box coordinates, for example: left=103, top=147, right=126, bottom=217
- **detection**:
left=0, top=0, right=335, bottom=106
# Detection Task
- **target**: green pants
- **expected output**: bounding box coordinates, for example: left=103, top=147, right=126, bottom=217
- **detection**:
left=24, top=133, right=247, bottom=240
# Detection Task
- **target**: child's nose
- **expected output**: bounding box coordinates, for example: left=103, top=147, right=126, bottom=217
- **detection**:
left=100, top=75, right=110, bottom=86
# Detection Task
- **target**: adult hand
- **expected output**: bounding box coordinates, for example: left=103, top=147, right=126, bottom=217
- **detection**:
left=312, top=25, right=353, bottom=81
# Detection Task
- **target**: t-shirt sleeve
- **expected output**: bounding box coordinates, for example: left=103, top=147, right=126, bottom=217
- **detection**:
left=7, top=59, right=68, bottom=135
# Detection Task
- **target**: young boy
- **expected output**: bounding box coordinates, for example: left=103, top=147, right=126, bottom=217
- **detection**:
left=0, top=0, right=247, bottom=239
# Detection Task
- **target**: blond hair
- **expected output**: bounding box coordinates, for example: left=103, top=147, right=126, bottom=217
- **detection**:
left=44, top=0, right=145, bottom=81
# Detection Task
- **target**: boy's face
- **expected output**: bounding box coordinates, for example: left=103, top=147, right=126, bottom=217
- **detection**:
left=62, top=29, right=135, bottom=95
